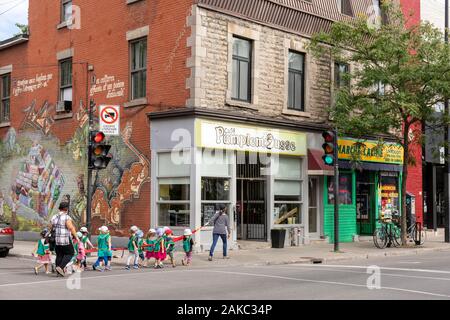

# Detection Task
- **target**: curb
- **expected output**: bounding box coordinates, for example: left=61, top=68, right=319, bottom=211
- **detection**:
left=10, top=245, right=450, bottom=268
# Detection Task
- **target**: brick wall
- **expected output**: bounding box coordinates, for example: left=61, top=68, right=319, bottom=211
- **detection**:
left=0, top=0, right=193, bottom=235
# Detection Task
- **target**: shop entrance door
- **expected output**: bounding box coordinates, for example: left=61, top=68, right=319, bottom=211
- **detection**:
left=236, top=152, right=267, bottom=241
left=356, top=172, right=376, bottom=235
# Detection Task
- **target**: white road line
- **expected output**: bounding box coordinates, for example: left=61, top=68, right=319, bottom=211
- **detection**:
left=287, top=264, right=450, bottom=274
left=188, top=269, right=450, bottom=298
left=269, top=265, right=450, bottom=282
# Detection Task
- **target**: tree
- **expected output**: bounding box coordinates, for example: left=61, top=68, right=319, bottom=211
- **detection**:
left=14, top=23, right=29, bottom=36
left=309, top=1, right=450, bottom=245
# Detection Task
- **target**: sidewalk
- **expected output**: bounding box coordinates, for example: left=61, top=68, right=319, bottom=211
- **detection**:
left=7, top=230, right=450, bottom=268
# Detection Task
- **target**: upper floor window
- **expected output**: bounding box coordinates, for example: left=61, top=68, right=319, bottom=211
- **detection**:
left=58, top=58, right=72, bottom=113
left=334, top=62, right=350, bottom=89
left=130, top=38, right=147, bottom=100
left=337, top=0, right=353, bottom=16
left=232, top=36, right=252, bottom=102
left=288, top=51, right=305, bottom=111
left=61, top=0, right=72, bottom=23
left=0, top=74, right=11, bottom=123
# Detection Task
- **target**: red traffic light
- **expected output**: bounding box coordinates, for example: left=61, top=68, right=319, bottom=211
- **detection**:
left=322, top=131, right=334, bottom=143
left=92, top=131, right=105, bottom=143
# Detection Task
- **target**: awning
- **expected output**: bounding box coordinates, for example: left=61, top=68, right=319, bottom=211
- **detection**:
left=308, top=149, right=334, bottom=176
left=338, top=160, right=403, bottom=172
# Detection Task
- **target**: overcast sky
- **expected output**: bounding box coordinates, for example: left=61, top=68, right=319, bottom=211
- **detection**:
left=0, top=0, right=28, bottom=41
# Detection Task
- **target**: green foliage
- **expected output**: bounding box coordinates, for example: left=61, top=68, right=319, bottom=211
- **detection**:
left=14, top=23, right=29, bottom=36
left=309, top=1, right=450, bottom=245
left=309, top=1, right=450, bottom=146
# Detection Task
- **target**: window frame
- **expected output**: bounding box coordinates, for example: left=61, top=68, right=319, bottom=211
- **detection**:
left=0, top=73, right=11, bottom=124
left=334, top=62, right=350, bottom=90
left=273, top=157, right=304, bottom=226
left=129, top=37, right=147, bottom=101
left=287, top=50, right=306, bottom=111
left=156, top=151, right=191, bottom=227
left=58, top=58, right=72, bottom=113
left=231, top=36, right=252, bottom=103
left=61, top=0, right=72, bottom=23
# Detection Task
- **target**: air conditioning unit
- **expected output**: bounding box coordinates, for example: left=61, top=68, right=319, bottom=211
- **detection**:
left=56, top=101, right=72, bottom=113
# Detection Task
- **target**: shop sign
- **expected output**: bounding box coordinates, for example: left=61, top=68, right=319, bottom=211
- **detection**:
left=338, top=138, right=403, bottom=165
left=195, top=119, right=307, bottom=156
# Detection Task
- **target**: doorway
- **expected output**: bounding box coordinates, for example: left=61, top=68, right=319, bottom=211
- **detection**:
left=308, top=177, right=320, bottom=239
left=236, top=152, right=267, bottom=241
left=356, top=171, right=376, bottom=235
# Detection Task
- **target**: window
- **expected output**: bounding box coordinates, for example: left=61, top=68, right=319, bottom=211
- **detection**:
left=157, top=152, right=190, bottom=227
left=200, top=149, right=231, bottom=225
left=0, top=74, right=10, bottom=123
left=379, top=173, right=399, bottom=218
left=201, top=178, right=231, bottom=225
left=61, top=0, right=72, bottom=22
left=337, top=0, right=353, bottom=16
left=273, top=157, right=303, bottom=225
left=334, top=62, right=350, bottom=89
left=130, top=38, right=147, bottom=100
left=232, top=37, right=252, bottom=102
left=327, top=173, right=353, bottom=205
left=288, top=51, right=305, bottom=111
left=59, top=59, right=72, bottom=112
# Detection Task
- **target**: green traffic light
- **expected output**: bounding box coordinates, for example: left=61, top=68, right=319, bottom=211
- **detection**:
left=323, top=155, right=334, bottom=166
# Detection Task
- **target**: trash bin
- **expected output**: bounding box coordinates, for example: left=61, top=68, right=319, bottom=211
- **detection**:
left=271, top=229, right=286, bottom=248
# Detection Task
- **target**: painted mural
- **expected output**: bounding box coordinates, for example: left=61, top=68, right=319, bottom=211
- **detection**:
left=0, top=99, right=150, bottom=235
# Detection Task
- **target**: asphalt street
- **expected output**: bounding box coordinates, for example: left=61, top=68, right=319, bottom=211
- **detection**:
left=2, top=251, right=450, bottom=299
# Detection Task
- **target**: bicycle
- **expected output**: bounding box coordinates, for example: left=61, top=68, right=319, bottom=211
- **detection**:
left=373, top=217, right=401, bottom=249
left=407, top=221, right=426, bottom=245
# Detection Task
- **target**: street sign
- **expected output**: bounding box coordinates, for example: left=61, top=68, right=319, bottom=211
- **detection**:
left=99, top=105, right=120, bottom=136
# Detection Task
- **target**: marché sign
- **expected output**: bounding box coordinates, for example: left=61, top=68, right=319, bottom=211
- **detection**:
left=338, top=138, right=404, bottom=165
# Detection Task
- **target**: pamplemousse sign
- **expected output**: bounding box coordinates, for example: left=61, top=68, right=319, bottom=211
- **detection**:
left=195, top=119, right=306, bottom=156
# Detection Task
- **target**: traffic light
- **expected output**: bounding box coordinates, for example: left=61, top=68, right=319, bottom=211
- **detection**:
left=88, top=131, right=112, bottom=170
left=322, top=131, right=335, bottom=166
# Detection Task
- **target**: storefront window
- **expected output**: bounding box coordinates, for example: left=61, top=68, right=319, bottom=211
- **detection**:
left=201, top=177, right=230, bottom=225
left=273, top=157, right=303, bottom=225
left=157, top=152, right=191, bottom=227
left=327, top=173, right=353, bottom=205
left=379, top=173, right=399, bottom=218
left=158, top=204, right=190, bottom=227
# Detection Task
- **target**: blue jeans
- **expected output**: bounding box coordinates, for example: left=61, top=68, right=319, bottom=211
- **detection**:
left=209, top=233, right=227, bottom=257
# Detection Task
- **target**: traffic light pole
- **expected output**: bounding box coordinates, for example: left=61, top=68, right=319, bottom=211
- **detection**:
left=445, top=0, right=450, bottom=243
left=86, top=99, right=94, bottom=234
left=333, top=128, right=340, bottom=252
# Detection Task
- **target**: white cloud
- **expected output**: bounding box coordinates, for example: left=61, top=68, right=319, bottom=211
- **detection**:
left=0, top=0, right=29, bottom=41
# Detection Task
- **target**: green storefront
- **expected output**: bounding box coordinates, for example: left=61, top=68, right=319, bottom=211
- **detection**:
left=323, top=138, right=404, bottom=243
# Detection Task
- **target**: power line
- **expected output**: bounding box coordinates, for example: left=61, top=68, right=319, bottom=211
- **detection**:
left=0, top=0, right=26, bottom=16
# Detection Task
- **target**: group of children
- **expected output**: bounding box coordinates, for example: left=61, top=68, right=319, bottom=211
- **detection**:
left=125, top=226, right=195, bottom=270
left=32, top=224, right=196, bottom=274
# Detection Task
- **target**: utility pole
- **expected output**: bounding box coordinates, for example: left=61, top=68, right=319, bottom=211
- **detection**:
left=445, top=0, right=450, bottom=243
left=86, top=99, right=94, bottom=234
left=333, top=128, right=340, bottom=252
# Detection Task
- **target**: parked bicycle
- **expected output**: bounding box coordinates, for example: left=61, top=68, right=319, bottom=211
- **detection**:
left=373, top=210, right=401, bottom=249
left=373, top=210, right=426, bottom=248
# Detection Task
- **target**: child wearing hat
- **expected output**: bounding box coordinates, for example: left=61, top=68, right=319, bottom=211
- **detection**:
left=144, top=229, right=158, bottom=268
left=136, top=230, right=145, bottom=267
left=181, top=229, right=195, bottom=266
left=125, top=226, right=139, bottom=270
left=93, top=226, right=112, bottom=272
left=79, top=227, right=93, bottom=269
left=163, top=227, right=176, bottom=268
left=154, top=228, right=166, bottom=269
left=32, top=229, right=52, bottom=275
left=72, top=232, right=86, bottom=272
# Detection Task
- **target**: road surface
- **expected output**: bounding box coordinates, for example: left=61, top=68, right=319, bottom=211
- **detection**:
left=1, top=251, right=450, bottom=299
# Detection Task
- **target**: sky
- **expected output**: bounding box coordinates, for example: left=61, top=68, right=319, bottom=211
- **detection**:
left=0, top=0, right=28, bottom=41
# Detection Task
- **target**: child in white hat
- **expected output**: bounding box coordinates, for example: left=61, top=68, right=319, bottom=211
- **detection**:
left=93, top=226, right=112, bottom=272
left=125, top=226, right=140, bottom=270
left=182, top=229, right=195, bottom=266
